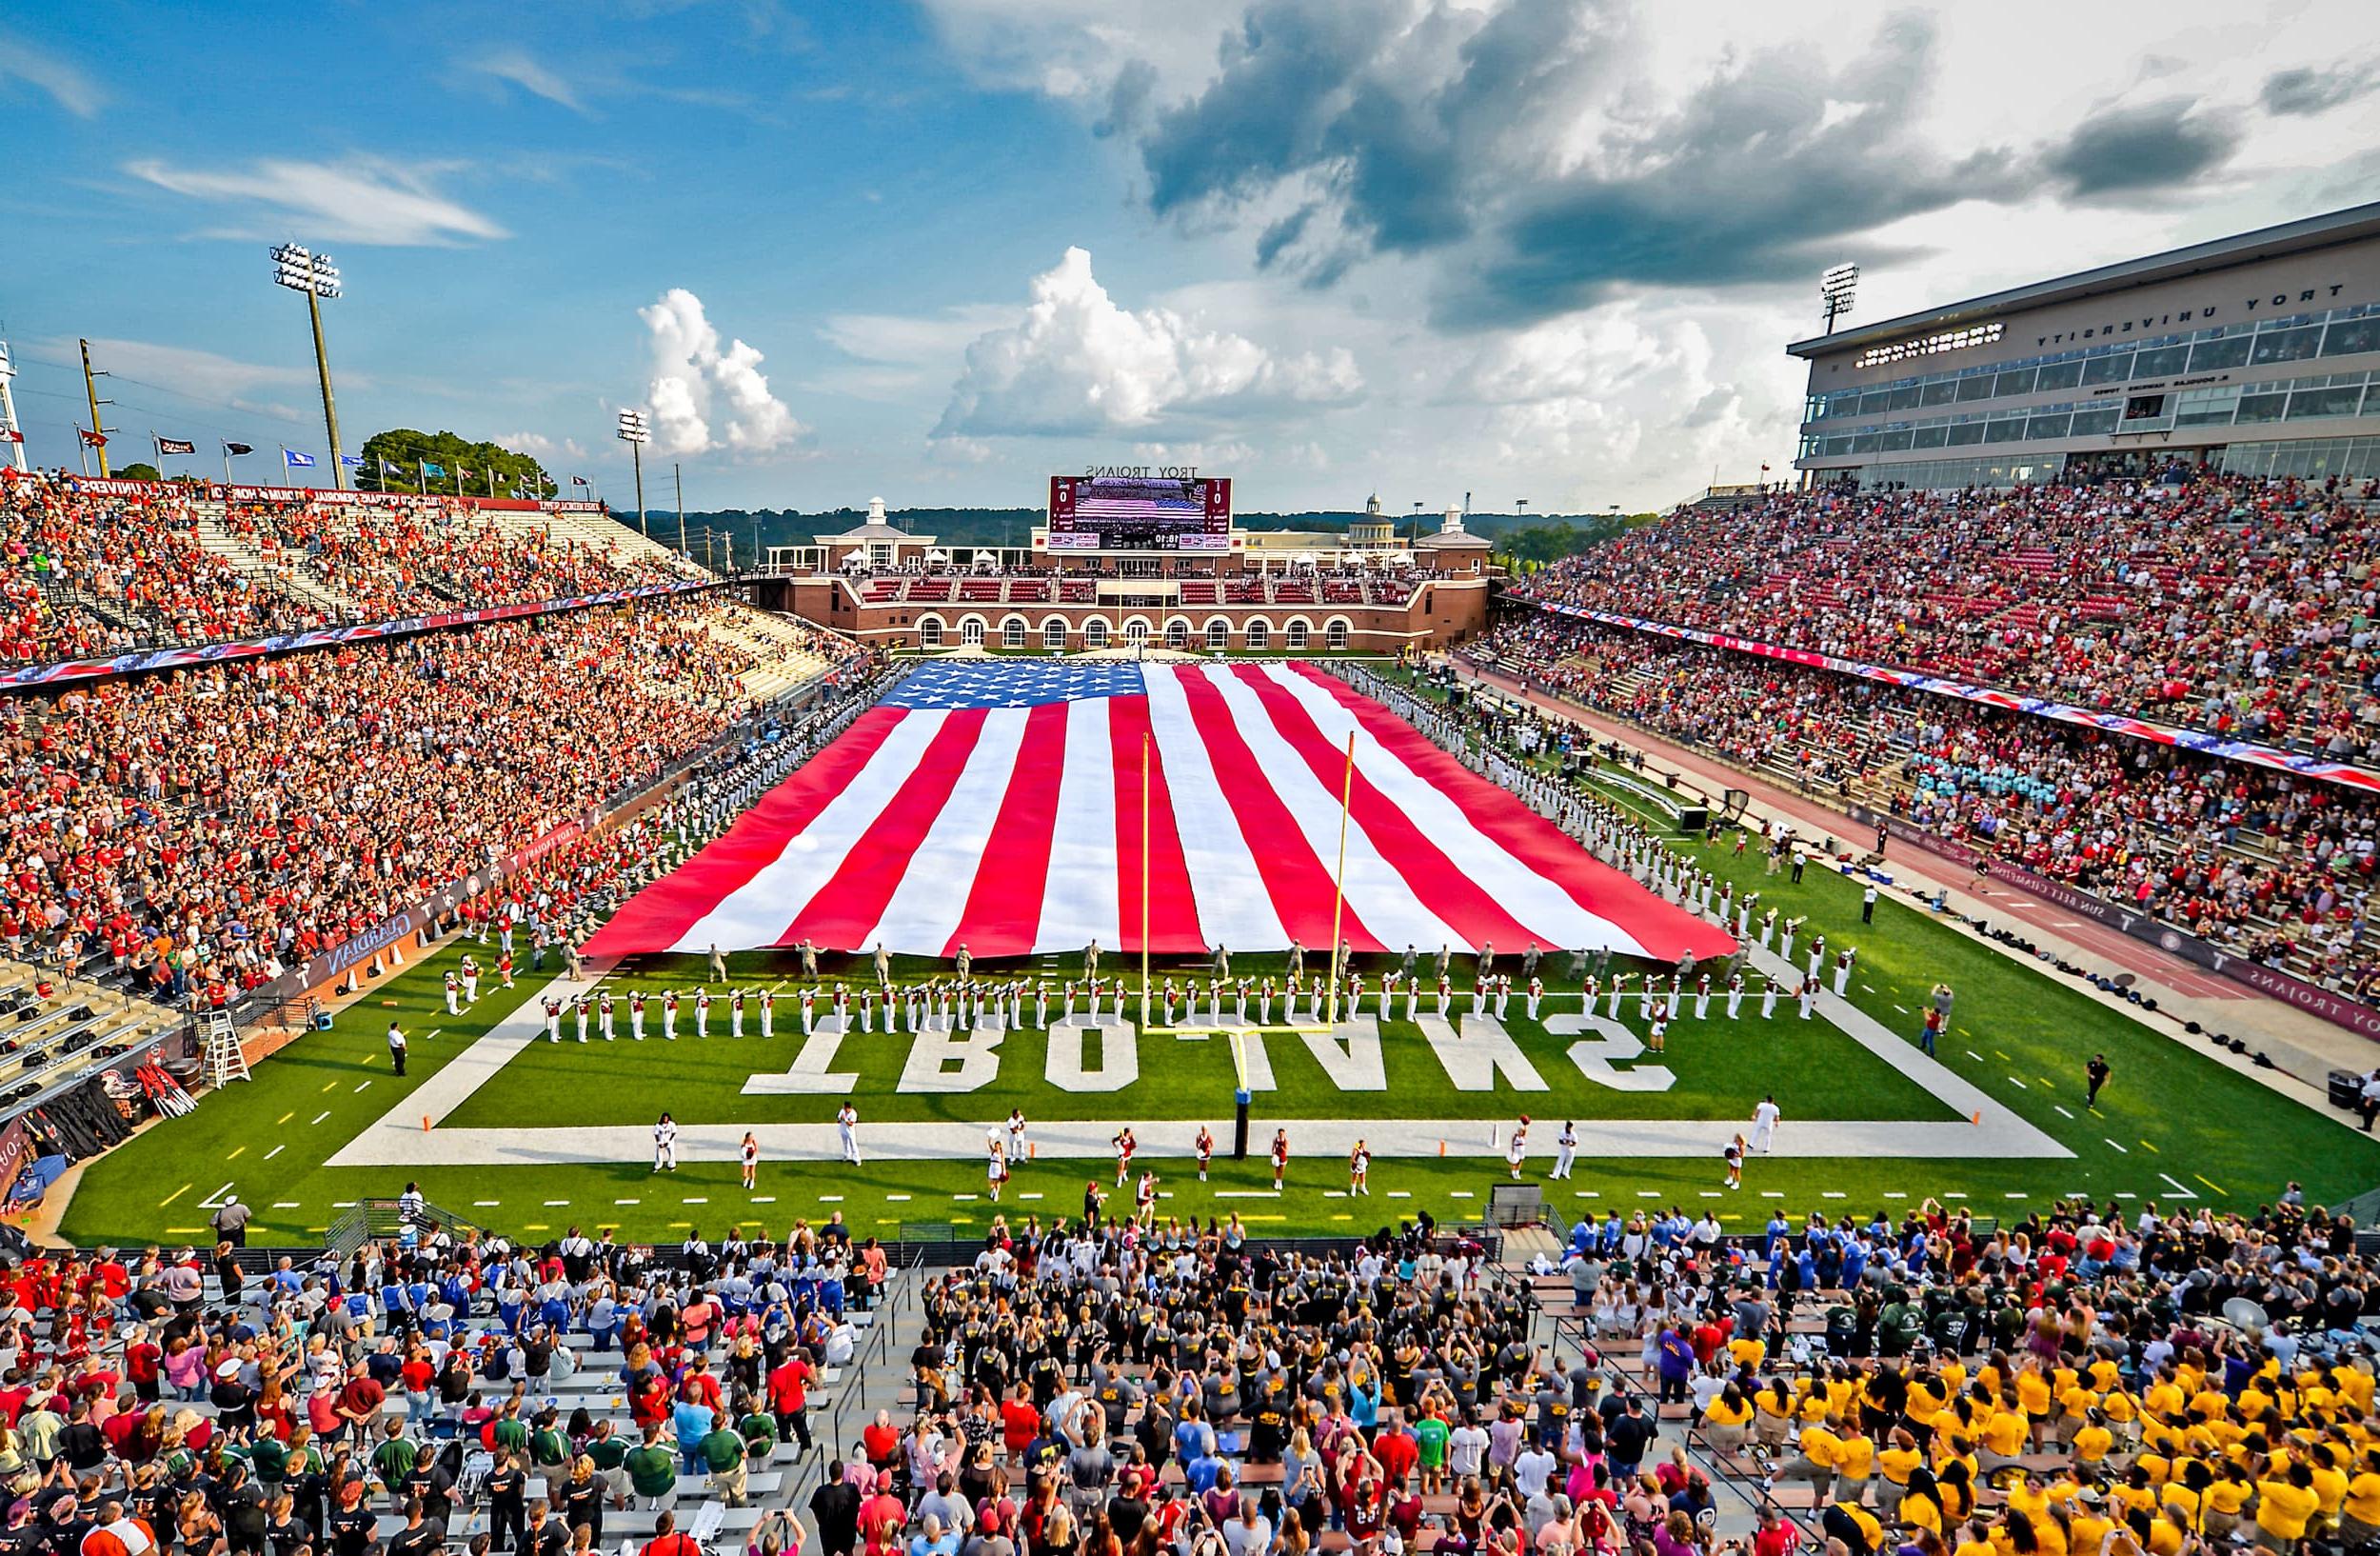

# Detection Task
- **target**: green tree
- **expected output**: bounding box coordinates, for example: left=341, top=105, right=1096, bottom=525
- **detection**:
left=115, top=462, right=161, bottom=482
left=355, top=429, right=553, bottom=498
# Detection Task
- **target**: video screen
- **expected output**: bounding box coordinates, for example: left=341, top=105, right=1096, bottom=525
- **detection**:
left=1047, top=476, right=1231, bottom=550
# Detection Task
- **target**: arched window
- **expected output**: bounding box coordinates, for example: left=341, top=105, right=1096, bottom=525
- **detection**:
left=1002, top=618, right=1026, bottom=648
left=1325, top=619, right=1350, bottom=650
left=1245, top=619, right=1269, bottom=649
left=1204, top=619, right=1230, bottom=649
left=1285, top=620, right=1309, bottom=650
left=1165, top=620, right=1188, bottom=648
left=1043, top=619, right=1068, bottom=649
left=919, top=618, right=944, bottom=648
left=1084, top=619, right=1110, bottom=648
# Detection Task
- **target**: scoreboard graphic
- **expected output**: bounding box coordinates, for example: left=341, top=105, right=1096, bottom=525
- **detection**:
left=1047, top=476, right=1232, bottom=551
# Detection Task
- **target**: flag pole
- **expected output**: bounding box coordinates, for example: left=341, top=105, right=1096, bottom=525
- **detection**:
left=1139, top=731, right=1151, bottom=1032
left=1325, top=731, right=1355, bottom=1025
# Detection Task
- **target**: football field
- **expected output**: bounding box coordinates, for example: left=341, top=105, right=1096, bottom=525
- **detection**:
left=57, top=672, right=2380, bottom=1247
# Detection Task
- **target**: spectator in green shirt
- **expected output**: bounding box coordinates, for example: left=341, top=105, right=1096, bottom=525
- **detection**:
left=702, top=1422, right=750, bottom=1506
left=625, top=1426, right=680, bottom=1512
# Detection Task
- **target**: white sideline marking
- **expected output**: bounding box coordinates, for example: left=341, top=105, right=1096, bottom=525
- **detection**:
left=2157, top=1173, right=2198, bottom=1200
left=1966, top=1051, right=1983, bottom=1062
left=2104, top=1139, right=2128, bottom=1153
left=614, top=1199, right=640, bottom=1206
left=544, top=1199, right=570, bottom=1207
left=2006, top=1077, right=2028, bottom=1088
left=886, top=1194, right=911, bottom=1202
left=1388, top=1190, right=1411, bottom=1198
left=272, top=1202, right=302, bottom=1208
left=310, top=1111, right=331, bottom=1125
left=264, top=1145, right=286, bottom=1160
left=751, top=1196, right=777, bottom=1204
left=682, top=1197, right=707, bottom=1205
left=354, top=1080, right=372, bottom=1093
left=1822, top=1191, right=1846, bottom=1199
left=2053, top=1106, right=2074, bottom=1119
left=820, top=1195, right=843, bottom=1203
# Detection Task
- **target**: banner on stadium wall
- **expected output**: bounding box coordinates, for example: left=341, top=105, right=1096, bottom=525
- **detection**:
left=0, top=578, right=725, bottom=693
left=66, top=474, right=609, bottom=519
left=1535, top=602, right=2380, bottom=797
left=1838, top=800, right=2380, bottom=1043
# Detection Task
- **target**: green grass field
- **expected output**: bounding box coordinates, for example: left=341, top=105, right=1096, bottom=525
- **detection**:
left=54, top=670, right=2380, bottom=1248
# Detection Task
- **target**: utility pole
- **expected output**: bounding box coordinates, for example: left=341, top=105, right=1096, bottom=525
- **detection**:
left=271, top=245, right=347, bottom=489
left=616, top=409, right=650, bottom=536
left=675, top=462, right=687, bottom=559
left=79, top=339, right=111, bottom=477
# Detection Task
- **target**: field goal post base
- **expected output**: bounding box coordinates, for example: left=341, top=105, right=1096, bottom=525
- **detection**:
left=1212, top=1023, right=1339, bottom=1159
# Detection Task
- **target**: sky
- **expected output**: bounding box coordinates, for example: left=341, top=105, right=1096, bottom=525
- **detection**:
left=3, top=0, right=2377, bottom=515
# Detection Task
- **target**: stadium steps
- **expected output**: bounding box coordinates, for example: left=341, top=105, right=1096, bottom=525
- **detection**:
left=524, top=508, right=718, bottom=581
left=188, top=500, right=368, bottom=620
left=0, top=956, right=183, bottom=1113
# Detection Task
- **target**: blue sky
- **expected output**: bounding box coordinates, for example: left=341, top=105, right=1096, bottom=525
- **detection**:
left=4, top=0, right=2376, bottom=513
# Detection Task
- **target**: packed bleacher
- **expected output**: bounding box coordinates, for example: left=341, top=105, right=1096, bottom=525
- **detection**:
left=774, top=1187, right=2367, bottom=1556
left=0, top=1216, right=891, bottom=1555
left=0, top=597, right=811, bottom=1010
left=1474, top=612, right=2380, bottom=1007
left=1508, top=475, right=2380, bottom=763
left=0, top=473, right=707, bottom=660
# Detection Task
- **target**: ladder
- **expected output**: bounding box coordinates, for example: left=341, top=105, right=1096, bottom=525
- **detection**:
left=198, top=1011, right=249, bottom=1087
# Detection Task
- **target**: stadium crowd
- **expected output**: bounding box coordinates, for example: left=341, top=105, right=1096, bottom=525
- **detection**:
left=1507, top=475, right=2380, bottom=762
left=0, top=472, right=700, bottom=661
left=216, top=499, right=684, bottom=626
left=0, top=598, right=786, bottom=1009
left=1471, top=616, right=2380, bottom=1005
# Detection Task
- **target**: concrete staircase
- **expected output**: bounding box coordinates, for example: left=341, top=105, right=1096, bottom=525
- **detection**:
left=188, top=500, right=368, bottom=621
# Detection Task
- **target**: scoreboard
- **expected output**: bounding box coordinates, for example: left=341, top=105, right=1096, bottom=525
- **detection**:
left=1047, top=475, right=1232, bottom=551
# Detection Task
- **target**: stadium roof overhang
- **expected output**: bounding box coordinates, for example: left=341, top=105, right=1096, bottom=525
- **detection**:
left=1786, top=199, right=2380, bottom=361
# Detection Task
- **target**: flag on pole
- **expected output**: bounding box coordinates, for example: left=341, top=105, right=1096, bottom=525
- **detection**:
left=0, top=432, right=21, bottom=446
left=584, top=660, right=1738, bottom=960
left=570, top=474, right=588, bottom=487
left=421, top=461, right=446, bottom=478
left=156, top=437, right=197, bottom=456
left=284, top=449, right=316, bottom=469
left=341, top=454, right=363, bottom=469
left=78, top=429, right=108, bottom=449
left=223, top=442, right=254, bottom=457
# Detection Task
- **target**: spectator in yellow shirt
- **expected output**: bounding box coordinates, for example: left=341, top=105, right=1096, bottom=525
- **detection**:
left=1703, top=1383, right=1753, bottom=1454
left=2070, top=1410, right=2113, bottom=1468
left=2256, top=1462, right=2320, bottom=1553
left=2341, top=1449, right=2380, bottom=1547
left=2202, top=1466, right=2252, bottom=1542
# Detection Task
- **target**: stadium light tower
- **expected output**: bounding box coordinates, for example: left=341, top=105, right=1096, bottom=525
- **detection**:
left=0, top=338, right=25, bottom=473
left=271, top=244, right=347, bottom=489
left=616, top=409, right=650, bottom=536
left=1820, top=263, right=1859, bottom=335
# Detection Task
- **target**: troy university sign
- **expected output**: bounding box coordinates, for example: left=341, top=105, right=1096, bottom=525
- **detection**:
left=740, top=1013, right=1676, bottom=1098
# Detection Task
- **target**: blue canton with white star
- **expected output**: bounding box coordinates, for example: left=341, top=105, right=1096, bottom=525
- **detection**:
left=883, top=661, right=1147, bottom=710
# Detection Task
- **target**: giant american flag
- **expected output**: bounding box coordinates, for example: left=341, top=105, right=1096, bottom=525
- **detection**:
left=584, top=660, right=1735, bottom=960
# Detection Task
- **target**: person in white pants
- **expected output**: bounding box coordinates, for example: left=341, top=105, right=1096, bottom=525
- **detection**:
left=838, top=1103, right=862, bottom=1165
left=653, top=1113, right=679, bottom=1173
left=1751, top=1096, right=1781, bottom=1154
left=1551, top=1122, right=1577, bottom=1181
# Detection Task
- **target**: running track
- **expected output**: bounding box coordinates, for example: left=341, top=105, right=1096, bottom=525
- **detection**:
left=1457, top=662, right=2247, bottom=1004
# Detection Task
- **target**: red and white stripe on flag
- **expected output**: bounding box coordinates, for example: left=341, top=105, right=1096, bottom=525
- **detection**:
left=584, top=661, right=1735, bottom=961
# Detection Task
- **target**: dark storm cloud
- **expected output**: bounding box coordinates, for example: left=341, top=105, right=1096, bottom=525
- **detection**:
left=2039, top=97, right=2244, bottom=197
left=1124, top=2, right=2247, bottom=328
left=2259, top=61, right=2378, bottom=116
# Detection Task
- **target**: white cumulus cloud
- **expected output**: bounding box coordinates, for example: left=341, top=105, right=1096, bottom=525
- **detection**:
left=637, top=288, right=807, bottom=457
left=934, top=247, right=1361, bottom=439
